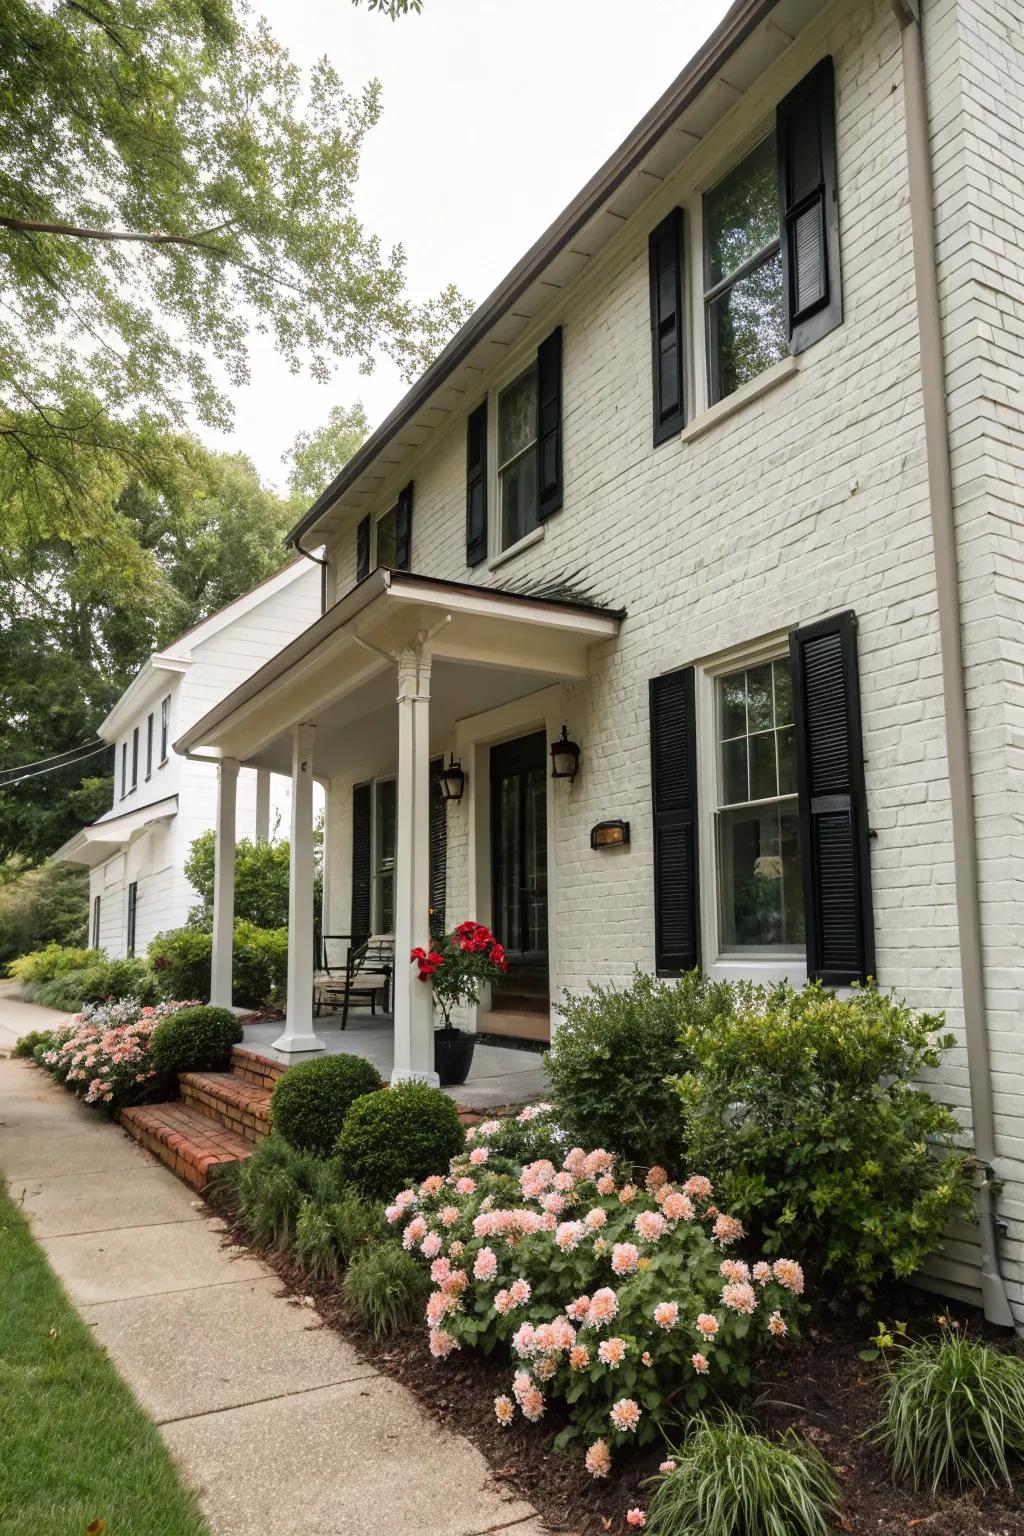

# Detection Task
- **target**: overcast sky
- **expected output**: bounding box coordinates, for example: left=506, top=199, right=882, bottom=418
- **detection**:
left=210, top=0, right=732, bottom=492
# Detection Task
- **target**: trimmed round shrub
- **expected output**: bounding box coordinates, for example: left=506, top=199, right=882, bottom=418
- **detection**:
left=150, top=1005, right=242, bottom=1080
left=335, top=1080, right=465, bottom=1203
left=271, top=1054, right=382, bottom=1157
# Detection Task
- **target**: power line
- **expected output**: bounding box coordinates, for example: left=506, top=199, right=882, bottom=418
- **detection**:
left=0, top=744, right=111, bottom=788
left=0, top=739, right=108, bottom=784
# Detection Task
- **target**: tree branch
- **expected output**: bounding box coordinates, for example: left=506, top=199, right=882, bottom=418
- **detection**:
left=0, top=215, right=237, bottom=257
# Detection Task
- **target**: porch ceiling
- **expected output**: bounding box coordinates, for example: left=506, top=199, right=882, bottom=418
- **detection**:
left=175, top=568, right=623, bottom=777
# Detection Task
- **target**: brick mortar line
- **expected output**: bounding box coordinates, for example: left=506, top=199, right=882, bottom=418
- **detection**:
left=154, top=1370, right=381, bottom=1426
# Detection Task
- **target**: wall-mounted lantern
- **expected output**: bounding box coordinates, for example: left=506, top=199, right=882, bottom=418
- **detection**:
left=439, top=755, right=467, bottom=803
left=550, top=725, right=581, bottom=783
left=591, top=819, right=630, bottom=850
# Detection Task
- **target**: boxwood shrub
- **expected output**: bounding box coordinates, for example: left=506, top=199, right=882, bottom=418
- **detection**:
left=271, top=1054, right=381, bottom=1158
left=335, top=1080, right=465, bottom=1203
left=150, top=1005, right=243, bottom=1081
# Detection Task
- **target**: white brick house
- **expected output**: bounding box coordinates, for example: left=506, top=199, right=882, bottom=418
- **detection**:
left=177, top=0, right=1024, bottom=1328
left=53, top=560, right=322, bottom=956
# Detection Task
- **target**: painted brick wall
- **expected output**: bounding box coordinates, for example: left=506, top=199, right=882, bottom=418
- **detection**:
left=320, top=0, right=1023, bottom=1320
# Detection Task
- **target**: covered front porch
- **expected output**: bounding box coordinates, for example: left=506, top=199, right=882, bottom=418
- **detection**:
left=175, top=568, right=622, bottom=1083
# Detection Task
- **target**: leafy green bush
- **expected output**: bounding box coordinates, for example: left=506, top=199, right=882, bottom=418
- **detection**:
left=336, top=1080, right=465, bottom=1203
left=150, top=1005, right=242, bottom=1081
left=236, top=1135, right=346, bottom=1252
left=873, top=1333, right=1024, bottom=1490
left=271, top=1054, right=381, bottom=1157
left=645, top=1412, right=841, bottom=1536
left=294, top=1200, right=342, bottom=1283
left=185, top=828, right=308, bottom=930
left=12, top=1028, right=56, bottom=1060
left=547, top=970, right=735, bottom=1170
left=8, top=942, right=102, bottom=987
left=471, top=1103, right=565, bottom=1166
left=29, top=956, right=160, bottom=1011
left=341, top=1242, right=429, bottom=1338
left=0, top=860, right=88, bottom=967
left=675, top=982, right=972, bottom=1294
left=148, top=921, right=288, bottom=1008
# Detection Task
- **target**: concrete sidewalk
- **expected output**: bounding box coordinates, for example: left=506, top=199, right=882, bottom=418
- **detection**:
left=0, top=1014, right=549, bottom=1536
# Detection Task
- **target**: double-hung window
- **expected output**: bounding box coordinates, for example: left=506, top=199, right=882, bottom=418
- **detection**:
left=497, top=364, right=540, bottom=552
left=374, top=506, right=397, bottom=569
left=120, top=742, right=128, bottom=798
left=372, top=778, right=397, bottom=935
left=146, top=713, right=154, bottom=779
left=160, top=696, right=170, bottom=764
left=131, top=726, right=139, bottom=790
left=126, top=881, right=138, bottom=958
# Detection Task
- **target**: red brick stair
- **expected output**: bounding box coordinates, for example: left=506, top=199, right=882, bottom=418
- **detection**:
left=118, top=1045, right=282, bottom=1190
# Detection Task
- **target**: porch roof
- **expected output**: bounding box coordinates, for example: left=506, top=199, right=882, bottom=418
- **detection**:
left=51, top=794, right=178, bottom=869
left=174, top=568, right=624, bottom=776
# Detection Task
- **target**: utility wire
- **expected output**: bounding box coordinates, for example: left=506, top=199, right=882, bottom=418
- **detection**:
left=0, top=744, right=111, bottom=788
left=0, top=739, right=108, bottom=784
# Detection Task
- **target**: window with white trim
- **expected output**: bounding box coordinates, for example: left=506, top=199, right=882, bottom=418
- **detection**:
left=496, top=363, right=539, bottom=552
left=372, top=777, right=396, bottom=935
left=160, top=695, right=170, bottom=763
left=714, top=657, right=804, bottom=953
left=373, top=505, right=397, bottom=569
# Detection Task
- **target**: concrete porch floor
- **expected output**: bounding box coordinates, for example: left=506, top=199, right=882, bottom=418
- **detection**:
left=241, top=1012, right=548, bottom=1110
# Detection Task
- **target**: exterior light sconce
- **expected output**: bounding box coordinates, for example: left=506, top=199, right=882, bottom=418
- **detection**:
left=439, top=755, right=466, bottom=803
left=591, top=819, right=630, bottom=850
left=550, top=725, right=581, bottom=783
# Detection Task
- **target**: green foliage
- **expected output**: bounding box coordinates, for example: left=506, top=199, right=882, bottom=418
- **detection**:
left=147, top=922, right=288, bottom=1007
left=475, top=1105, right=566, bottom=1167
left=12, top=1028, right=55, bottom=1060
left=0, top=859, right=88, bottom=965
left=341, top=1242, right=429, bottom=1338
left=185, top=831, right=291, bottom=930
left=236, top=1135, right=346, bottom=1253
left=645, top=1412, right=841, bottom=1536
left=21, top=950, right=160, bottom=1011
left=271, top=1054, right=382, bottom=1158
left=547, top=970, right=733, bottom=1169
left=283, top=402, right=369, bottom=504
left=337, top=1080, right=465, bottom=1203
left=873, top=1332, right=1024, bottom=1491
left=150, top=1006, right=242, bottom=1082
left=675, top=982, right=972, bottom=1294
left=294, top=1200, right=344, bottom=1283
left=8, top=942, right=102, bottom=986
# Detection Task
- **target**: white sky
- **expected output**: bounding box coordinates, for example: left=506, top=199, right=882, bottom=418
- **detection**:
left=209, top=0, right=732, bottom=492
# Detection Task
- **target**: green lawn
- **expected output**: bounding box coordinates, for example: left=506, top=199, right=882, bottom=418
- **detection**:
left=0, top=1180, right=211, bottom=1536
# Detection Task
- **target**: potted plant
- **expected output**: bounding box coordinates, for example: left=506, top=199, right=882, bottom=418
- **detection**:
left=411, top=921, right=508, bottom=1087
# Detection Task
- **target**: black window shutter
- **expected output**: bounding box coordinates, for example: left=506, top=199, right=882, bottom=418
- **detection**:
left=350, top=782, right=372, bottom=946
left=395, top=482, right=413, bottom=570
left=649, top=667, right=699, bottom=975
left=466, top=402, right=488, bottom=567
left=648, top=208, right=685, bottom=445
left=355, top=515, right=371, bottom=582
left=777, top=56, right=842, bottom=353
left=429, top=757, right=447, bottom=937
left=789, top=610, right=874, bottom=985
left=536, top=326, right=563, bottom=520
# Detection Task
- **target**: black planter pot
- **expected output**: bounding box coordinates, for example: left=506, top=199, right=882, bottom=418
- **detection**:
left=434, top=1026, right=476, bottom=1087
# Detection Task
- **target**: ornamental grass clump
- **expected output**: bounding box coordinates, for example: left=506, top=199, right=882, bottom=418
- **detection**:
left=675, top=981, right=972, bottom=1294
left=236, top=1134, right=346, bottom=1252
left=390, top=1113, right=807, bottom=1475
left=644, top=1412, right=841, bottom=1536
left=873, top=1331, right=1024, bottom=1491
left=342, top=1242, right=429, bottom=1339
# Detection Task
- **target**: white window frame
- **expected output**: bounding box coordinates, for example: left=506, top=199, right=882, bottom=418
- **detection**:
left=486, top=344, right=546, bottom=567
left=159, top=695, right=171, bottom=764
left=695, top=630, right=807, bottom=987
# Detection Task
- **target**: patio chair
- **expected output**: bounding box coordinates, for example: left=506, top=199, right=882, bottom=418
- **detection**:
left=314, top=934, right=393, bottom=1028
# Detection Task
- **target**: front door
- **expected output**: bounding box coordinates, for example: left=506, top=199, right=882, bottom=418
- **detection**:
left=490, top=731, right=549, bottom=1020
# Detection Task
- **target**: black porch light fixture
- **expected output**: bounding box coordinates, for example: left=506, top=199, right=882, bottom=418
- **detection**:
left=550, top=724, right=580, bottom=783
left=439, top=754, right=466, bottom=802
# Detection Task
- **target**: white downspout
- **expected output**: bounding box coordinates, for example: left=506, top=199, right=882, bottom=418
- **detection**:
left=892, top=0, right=1014, bottom=1328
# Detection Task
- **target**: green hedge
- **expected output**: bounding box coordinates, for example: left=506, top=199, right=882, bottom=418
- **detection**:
left=336, top=1080, right=465, bottom=1203
left=150, top=1005, right=243, bottom=1082
left=147, top=922, right=288, bottom=1008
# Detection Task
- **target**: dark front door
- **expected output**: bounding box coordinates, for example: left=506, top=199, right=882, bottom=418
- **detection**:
left=490, top=731, right=549, bottom=1007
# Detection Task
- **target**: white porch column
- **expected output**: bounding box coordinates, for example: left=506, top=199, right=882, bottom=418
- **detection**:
left=254, top=768, right=271, bottom=843
left=272, top=723, right=324, bottom=1054
left=210, top=757, right=239, bottom=1007
left=392, top=645, right=438, bottom=1085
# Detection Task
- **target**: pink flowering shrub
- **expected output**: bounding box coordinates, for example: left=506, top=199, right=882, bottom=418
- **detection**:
left=387, top=1113, right=807, bottom=1472
left=39, top=998, right=198, bottom=1110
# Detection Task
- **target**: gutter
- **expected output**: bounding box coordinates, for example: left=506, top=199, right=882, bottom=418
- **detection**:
left=892, top=0, right=1014, bottom=1328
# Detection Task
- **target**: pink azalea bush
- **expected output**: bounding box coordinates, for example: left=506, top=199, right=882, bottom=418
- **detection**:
left=386, top=1112, right=807, bottom=1472
left=39, top=998, right=198, bottom=1109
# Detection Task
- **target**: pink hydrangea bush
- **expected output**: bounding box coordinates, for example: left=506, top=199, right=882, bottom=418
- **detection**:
left=40, top=998, right=198, bottom=1109
left=387, top=1113, right=807, bottom=1471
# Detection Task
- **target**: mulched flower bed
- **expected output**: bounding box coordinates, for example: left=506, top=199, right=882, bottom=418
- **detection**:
left=211, top=1199, right=1024, bottom=1536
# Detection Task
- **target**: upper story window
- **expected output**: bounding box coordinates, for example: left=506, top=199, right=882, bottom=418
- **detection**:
left=703, top=135, right=787, bottom=404
left=160, top=695, right=170, bottom=763
left=120, top=742, right=127, bottom=799
left=497, top=365, right=539, bottom=552
left=146, top=713, right=154, bottom=779
left=355, top=483, right=412, bottom=583
left=374, top=506, right=397, bottom=568
left=716, top=657, right=803, bottom=952
left=131, top=726, right=139, bottom=790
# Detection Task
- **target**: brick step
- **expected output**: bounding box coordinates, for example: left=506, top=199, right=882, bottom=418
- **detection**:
left=178, top=1070, right=273, bottom=1145
left=118, top=1101, right=254, bottom=1191
left=230, top=1045, right=288, bottom=1091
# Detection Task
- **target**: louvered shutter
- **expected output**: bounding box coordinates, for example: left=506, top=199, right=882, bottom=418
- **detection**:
left=777, top=57, right=842, bottom=353
left=429, top=757, right=447, bottom=937
left=395, top=482, right=413, bottom=570
left=466, top=402, right=487, bottom=567
left=350, top=782, right=372, bottom=947
left=789, top=610, right=874, bottom=985
left=648, top=208, right=685, bottom=445
left=536, top=326, right=563, bottom=521
left=649, top=667, right=700, bottom=975
left=355, top=516, right=371, bottom=582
